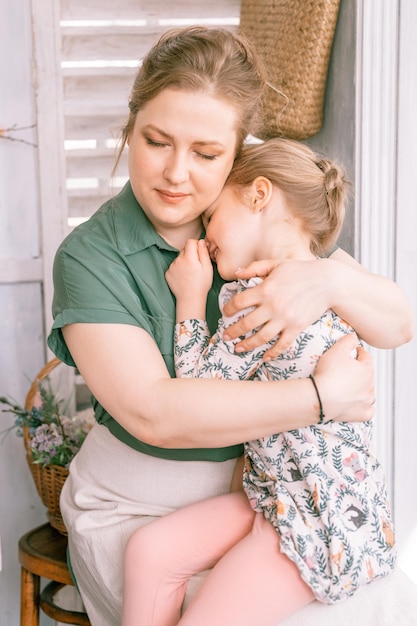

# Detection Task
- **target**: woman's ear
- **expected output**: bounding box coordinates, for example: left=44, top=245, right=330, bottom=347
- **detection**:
left=250, top=176, right=273, bottom=212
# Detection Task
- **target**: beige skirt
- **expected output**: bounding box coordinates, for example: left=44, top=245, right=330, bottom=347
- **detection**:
left=60, top=423, right=236, bottom=626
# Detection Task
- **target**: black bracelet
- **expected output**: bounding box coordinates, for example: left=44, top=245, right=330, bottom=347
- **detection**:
left=309, top=375, right=326, bottom=424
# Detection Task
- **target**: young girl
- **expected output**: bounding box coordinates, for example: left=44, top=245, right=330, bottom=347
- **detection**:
left=122, top=138, right=397, bottom=625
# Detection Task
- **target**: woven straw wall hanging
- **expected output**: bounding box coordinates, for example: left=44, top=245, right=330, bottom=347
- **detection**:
left=240, top=0, right=341, bottom=140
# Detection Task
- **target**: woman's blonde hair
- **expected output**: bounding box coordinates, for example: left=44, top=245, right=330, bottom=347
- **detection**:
left=114, top=26, right=268, bottom=170
left=226, top=138, right=349, bottom=255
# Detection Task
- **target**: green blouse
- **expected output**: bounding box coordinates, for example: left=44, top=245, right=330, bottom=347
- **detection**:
left=48, top=182, right=243, bottom=462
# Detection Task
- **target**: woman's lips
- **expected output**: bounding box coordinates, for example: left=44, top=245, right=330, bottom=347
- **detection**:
left=156, top=189, right=188, bottom=204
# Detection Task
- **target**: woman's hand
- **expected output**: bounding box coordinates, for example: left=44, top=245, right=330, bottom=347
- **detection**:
left=313, top=333, right=375, bottom=423
left=223, top=258, right=332, bottom=358
left=222, top=253, right=414, bottom=357
left=166, top=239, right=213, bottom=321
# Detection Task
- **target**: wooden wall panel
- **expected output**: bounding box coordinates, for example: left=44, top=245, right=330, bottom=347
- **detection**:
left=60, top=0, right=241, bottom=21
left=61, top=33, right=160, bottom=61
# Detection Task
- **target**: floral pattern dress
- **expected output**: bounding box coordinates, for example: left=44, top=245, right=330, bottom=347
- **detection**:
left=174, top=278, right=397, bottom=603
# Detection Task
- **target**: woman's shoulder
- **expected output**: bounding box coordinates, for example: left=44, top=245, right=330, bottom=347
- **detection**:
left=56, top=182, right=147, bottom=260
left=56, top=201, right=113, bottom=259
left=60, top=189, right=126, bottom=248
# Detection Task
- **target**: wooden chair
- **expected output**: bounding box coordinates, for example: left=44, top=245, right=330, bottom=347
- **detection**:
left=18, top=522, right=90, bottom=625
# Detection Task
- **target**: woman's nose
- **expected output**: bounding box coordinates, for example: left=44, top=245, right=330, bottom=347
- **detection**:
left=163, top=152, right=189, bottom=184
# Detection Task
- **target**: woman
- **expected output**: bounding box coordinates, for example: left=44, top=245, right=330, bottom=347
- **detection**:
left=47, top=27, right=412, bottom=625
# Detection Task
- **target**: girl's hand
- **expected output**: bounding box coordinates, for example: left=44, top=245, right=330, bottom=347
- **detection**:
left=166, top=239, right=213, bottom=320
left=223, top=258, right=332, bottom=358
left=313, top=333, right=375, bottom=423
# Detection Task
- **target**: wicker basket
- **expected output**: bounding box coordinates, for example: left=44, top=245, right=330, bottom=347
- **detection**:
left=24, top=358, right=69, bottom=535
left=240, top=0, right=341, bottom=140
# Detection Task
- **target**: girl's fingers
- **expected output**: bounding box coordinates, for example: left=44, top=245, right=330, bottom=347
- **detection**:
left=197, top=239, right=212, bottom=266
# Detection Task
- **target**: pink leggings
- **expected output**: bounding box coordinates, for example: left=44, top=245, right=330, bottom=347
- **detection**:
left=122, top=492, right=314, bottom=626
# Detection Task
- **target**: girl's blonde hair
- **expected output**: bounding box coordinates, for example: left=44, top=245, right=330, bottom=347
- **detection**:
left=114, top=26, right=268, bottom=170
left=226, top=138, right=349, bottom=255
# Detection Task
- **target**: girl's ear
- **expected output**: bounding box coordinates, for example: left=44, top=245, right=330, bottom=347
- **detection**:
left=250, top=176, right=273, bottom=212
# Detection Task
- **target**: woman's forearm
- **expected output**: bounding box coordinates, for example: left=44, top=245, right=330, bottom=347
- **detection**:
left=142, top=376, right=319, bottom=448
left=144, top=335, right=373, bottom=449
left=65, top=323, right=310, bottom=448
left=64, top=324, right=374, bottom=450
left=328, top=249, right=414, bottom=348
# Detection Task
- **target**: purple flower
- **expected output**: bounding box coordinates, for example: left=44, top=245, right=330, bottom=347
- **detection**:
left=1, top=383, right=95, bottom=467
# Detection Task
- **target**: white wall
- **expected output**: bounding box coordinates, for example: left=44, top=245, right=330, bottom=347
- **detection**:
left=393, top=0, right=417, bottom=583
left=0, top=0, right=54, bottom=624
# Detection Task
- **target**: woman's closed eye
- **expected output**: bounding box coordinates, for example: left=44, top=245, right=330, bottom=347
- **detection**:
left=195, top=151, right=217, bottom=161
left=146, top=137, right=168, bottom=148
left=146, top=137, right=216, bottom=161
